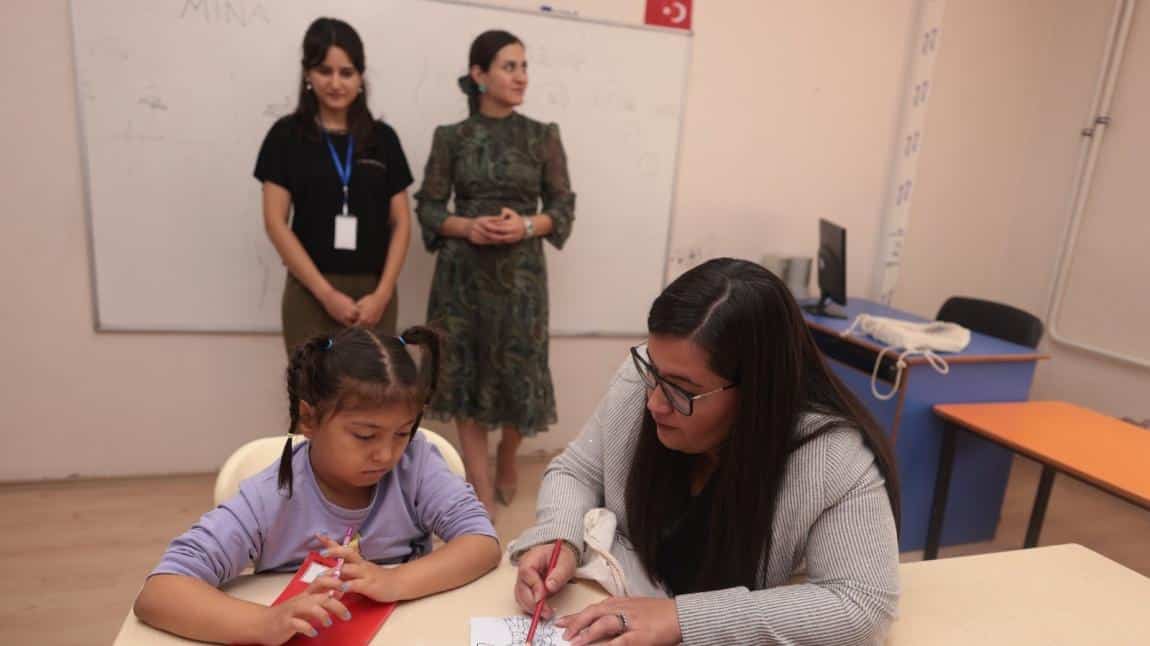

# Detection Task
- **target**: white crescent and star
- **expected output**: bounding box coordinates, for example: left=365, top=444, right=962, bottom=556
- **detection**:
left=661, top=1, right=689, bottom=24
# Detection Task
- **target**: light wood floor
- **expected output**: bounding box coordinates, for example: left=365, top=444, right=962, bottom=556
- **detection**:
left=3, top=455, right=1148, bottom=645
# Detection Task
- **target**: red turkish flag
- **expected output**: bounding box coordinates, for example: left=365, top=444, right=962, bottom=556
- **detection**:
left=645, top=0, right=692, bottom=30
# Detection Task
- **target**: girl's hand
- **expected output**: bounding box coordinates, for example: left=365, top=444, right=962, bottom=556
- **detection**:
left=513, top=541, right=578, bottom=620
left=319, top=289, right=360, bottom=326
left=336, top=560, right=404, bottom=604
left=255, top=574, right=350, bottom=645
left=317, top=534, right=403, bottom=604
left=557, top=596, right=682, bottom=646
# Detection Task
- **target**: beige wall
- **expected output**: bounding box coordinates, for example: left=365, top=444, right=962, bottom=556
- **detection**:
left=894, top=0, right=1150, bottom=419
left=667, top=1, right=915, bottom=293
left=0, top=0, right=924, bottom=480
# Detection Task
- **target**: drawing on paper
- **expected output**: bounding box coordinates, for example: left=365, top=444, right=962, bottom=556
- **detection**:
left=470, top=615, right=571, bottom=646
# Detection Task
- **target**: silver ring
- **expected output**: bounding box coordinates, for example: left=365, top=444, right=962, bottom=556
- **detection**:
left=616, top=612, right=630, bottom=632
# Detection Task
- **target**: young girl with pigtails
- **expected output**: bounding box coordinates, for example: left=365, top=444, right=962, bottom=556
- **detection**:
left=134, top=326, right=499, bottom=645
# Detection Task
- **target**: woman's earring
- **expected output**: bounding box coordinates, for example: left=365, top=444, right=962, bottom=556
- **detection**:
left=478, top=83, right=487, bottom=94
left=305, top=82, right=313, bottom=91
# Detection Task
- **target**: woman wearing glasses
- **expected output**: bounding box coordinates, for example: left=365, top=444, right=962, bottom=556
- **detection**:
left=509, top=258, right=900, bottom=646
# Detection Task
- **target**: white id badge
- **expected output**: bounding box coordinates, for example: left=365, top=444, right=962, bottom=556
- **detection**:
left=334, top=214, right=358, bottom=250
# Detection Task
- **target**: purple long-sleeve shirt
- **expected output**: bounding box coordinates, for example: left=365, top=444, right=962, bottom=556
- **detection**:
left=151, top=434, right=496, bottom=587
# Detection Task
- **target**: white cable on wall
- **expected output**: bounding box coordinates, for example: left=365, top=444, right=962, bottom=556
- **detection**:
left=872, top=0, right=948, bottom=304
left=1045, top=0, right=1150, bottom=371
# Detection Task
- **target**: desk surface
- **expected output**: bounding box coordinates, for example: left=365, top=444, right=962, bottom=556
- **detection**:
left=890, top=544, right=1150, bottom=644
left=113, top=557, right=608, bottom=645
left=803, top=298, right=1046, bottom=365
left=935, top=401, right=1150, bottom=508
left=115, top=545, right=1150, bottom=645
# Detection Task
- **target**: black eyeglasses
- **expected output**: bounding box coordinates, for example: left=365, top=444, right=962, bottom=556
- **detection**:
left=630, top=344, right=736, bottom=416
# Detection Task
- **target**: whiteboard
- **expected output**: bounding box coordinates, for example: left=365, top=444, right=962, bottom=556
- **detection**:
left=70, top=0, right=690, bottom=334
left=1055, top=0, right=1150, bottom=363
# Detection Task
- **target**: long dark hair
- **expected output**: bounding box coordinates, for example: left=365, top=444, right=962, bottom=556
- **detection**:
left=293, top=17, right=374, bottom=152
left=457, top=30, right=522, bottom=115
left=624, top=258, right=900, bottom=593
left=278, top=325, right=441, bottom=497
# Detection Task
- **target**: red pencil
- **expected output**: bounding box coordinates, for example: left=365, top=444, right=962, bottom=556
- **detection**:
left=525, top=539, right=564, bottom=646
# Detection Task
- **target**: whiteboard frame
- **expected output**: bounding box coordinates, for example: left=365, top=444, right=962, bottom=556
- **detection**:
left=68, top=0, right=106, bottom=332
left=429, top=0, right=696, bottom=35
left=1045, top=0, right=1150, bottom=370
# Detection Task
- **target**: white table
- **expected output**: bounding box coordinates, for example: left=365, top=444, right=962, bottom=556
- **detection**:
left=116, top=545, right=1150, bottom=644
left=114, top=556, right=607, bottom=645
left=888, top=544, right=1150, bottom=644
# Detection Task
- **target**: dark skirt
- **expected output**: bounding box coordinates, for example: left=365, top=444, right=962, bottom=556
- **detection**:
left=281, top=273, right=398, bottom=356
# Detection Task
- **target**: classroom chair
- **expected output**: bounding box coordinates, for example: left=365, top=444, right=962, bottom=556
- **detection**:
left=213, top=429, right=466, bottom=506
left=936, top=296, right=1045, bottom=349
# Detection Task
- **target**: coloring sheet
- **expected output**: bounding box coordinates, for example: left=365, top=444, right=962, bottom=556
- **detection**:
left=470, top=616, right=572, bottom=646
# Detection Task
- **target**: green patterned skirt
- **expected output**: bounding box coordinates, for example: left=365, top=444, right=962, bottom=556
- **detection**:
left=425, top=238, right=556, bottom=435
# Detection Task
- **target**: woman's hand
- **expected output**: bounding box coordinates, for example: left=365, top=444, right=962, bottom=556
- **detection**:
left=466, top=217, right=500, bottom=245
left=514, top=541, right=579, bottom=620
left=254, top=574, right=350, bottom=645
left=472, top=209, right=527, bottom=245
left=319, top=288, right=360, bottom=326
left=355, top=290, right=391, bottom=328
left=318, top=534, right=403, bottom=604
left=495, top=207, right=529, bottom=244
left=557, top=597, right=682, bottom=646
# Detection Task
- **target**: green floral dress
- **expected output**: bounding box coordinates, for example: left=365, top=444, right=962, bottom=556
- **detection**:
left=415, top=112, right=575, bottom=435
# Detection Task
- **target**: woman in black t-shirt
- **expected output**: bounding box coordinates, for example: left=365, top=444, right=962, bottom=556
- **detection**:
left=255, top=17, right=414, bottom=353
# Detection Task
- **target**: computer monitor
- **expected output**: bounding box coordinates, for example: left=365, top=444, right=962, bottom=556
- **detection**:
left=802, top=219, right=847, bottom=319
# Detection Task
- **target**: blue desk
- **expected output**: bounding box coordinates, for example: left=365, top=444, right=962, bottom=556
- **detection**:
left=803, top=298, right=1046, bottom=552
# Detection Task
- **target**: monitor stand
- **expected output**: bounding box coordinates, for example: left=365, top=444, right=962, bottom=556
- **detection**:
left=802, top=294, right=847, bottom=319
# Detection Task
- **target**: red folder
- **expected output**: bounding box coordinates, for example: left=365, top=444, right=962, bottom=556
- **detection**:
left=237, top=551, right=396, bottom=646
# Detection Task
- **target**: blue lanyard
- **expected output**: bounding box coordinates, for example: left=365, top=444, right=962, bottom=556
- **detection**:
left=322, top=131, right=354, bottom=214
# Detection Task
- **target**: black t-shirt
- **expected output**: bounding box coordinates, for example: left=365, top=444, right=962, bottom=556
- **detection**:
left=655, top=477, right=716, bottom=596
left=254, top=116, right=414, bottom=274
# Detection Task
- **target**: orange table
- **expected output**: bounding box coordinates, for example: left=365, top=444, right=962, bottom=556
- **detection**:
left=924, top=401, right=1150, bottom=559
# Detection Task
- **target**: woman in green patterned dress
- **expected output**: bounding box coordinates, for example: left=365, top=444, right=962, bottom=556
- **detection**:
left=415, top=30, right=575, bottom=516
